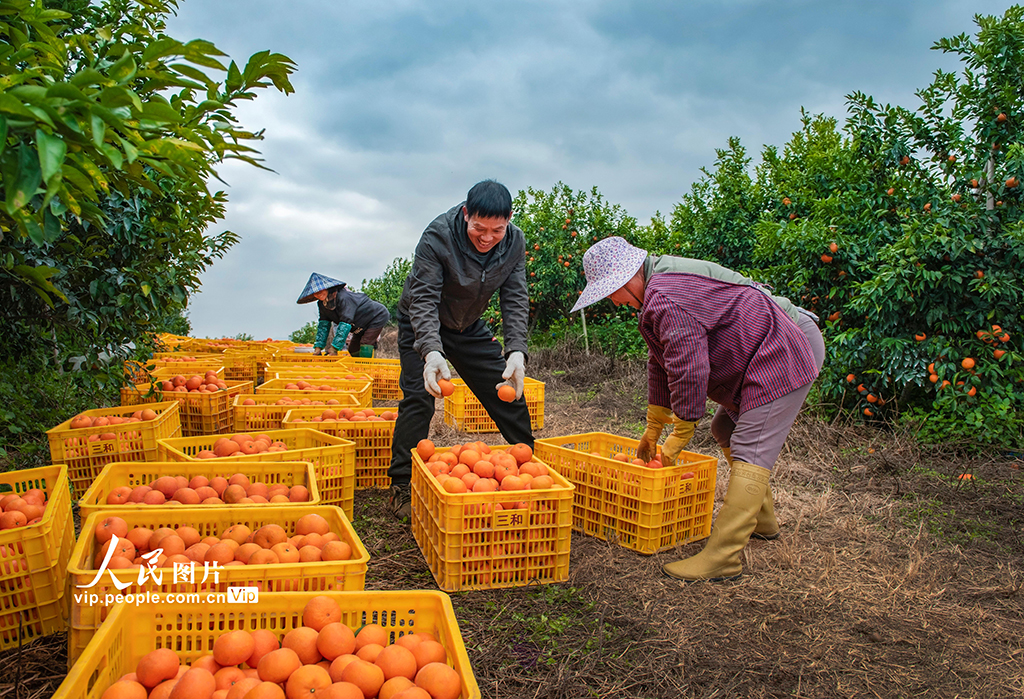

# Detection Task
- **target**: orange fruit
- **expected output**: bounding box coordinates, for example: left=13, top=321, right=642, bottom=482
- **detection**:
left=321, top=541, right=352, bottom=561
left=436, top=378, right=455, bottom=397
left=148, top=678, right=180, bottom=699
left=248, top=549, right=280, bottom=565
left=414, top=662, right=460, bottom=699
left=214, top=631, right=255, bottom=667
left=378, top=677, right=416, bottom=699
left=413, top=440, right=434, bottom=462
left=328, top=655, right=360, bottom=682
left=392, top=687, right=432, bottom=699
left=253, top=525, right=287, bottom=549
left=136, top=648, right=180, bottom=688
left=257, top=648, right=301, bottom=684
left=226, top=677, right=261, bottom=699
left=101, top=681, right=148, bottom=699
left=411, top=641, right=446, bottom=670
left=213, top=667, right=246, bottom=691
left=271, top=543, right=300, bottom=564
left=168, top=668, right=216, bottom=699
left=284, top=664, right=331, bottom=699
left=239, top=682, right=284, bottom=699
left=317, top=683, right=363, bottom=699
left=508, top=443, right=532, bottom=464
left=316, top=622, right=356, bottom=660
left=961, top=357, right=975, bottom=369
left=356, top=643, right=385, bottom=663
left=497, top=385, right=516, bottom=402
left=95, top=516, right=128, bottom=545
left=375, top=644, right=418, bottom=681
left=295, top=514, right=330, bottom=536
left=245, top=629, right=280, bottom=669
left=283, top=627, right=322, bottom=666
left=303, top=595, right=342, bottom=632
left=340, top=660, right=385, bottom=699
left=354, top=624, right=388, bottom=650
left=394, top=635, right=423, bottom=653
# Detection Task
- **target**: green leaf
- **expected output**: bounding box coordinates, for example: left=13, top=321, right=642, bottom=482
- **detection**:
left=0, top=115, right=6, bottom=159
left=35, top=128, right=66, bottom=184
left=141, top=282, right=151, bottom=296
left=91, top=114, right=105, bottom=148
left=0, top=93, right=38, bottom=120
left=107, top=54, right=138, bottom=84
left=6, top=143, right=41, bottom=214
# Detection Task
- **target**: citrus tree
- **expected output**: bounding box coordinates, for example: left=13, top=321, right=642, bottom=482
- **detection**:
left=748, top=8, right=1024, bottom=447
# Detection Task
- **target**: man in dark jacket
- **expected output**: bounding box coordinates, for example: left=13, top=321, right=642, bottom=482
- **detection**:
left=388, top=180, right=534, bottom=518
left=296, top=273, right=391, bottom=358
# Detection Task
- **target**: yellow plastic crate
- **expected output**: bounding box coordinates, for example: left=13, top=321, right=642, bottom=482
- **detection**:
left=55, top=589, right=480, bottom=699
left=67, top=504, right=369, bottom=664
left=411, top=445, right=573, bottom=592
left=219, top=351, right=260, bottom=383
left=282, top=407, right=397, bottom=489
left=257, top=377, right=373, bottom=408
left=0, top=464, right=76, bottom=652
left=120, top=380, right=252, bottom=437
left=232, top=393, right=362, bottom=432
left=443, top=377, right=545, bottom=433
left=263, top=354, right=351, bottom=367
left=534, top=432, right=717, bottom=554
left=344, top=356, right=403, bottom=401
left=78, top=461, right=321, bottom=518
left=157, top=428, right=356, bottom=516
left=46, top=402, right=183, bottom=498
left=120, top=366, right=225, bottom=401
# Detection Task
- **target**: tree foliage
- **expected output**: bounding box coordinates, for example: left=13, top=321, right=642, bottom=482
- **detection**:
left=359, top=256, right=411, bottom=322
left=0, top=0, right=294, bottom=458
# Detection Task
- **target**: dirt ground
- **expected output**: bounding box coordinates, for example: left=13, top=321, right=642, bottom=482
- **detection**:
left=3, top=335, right=1023, bottom=698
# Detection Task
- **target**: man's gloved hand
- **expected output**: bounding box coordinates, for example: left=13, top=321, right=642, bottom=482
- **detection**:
left=636, top=404, right=673, bottom=462
left=422, top=351, right=451, bottom=399
left=312, top=347, right=324, bottom=356
left=325, top=346, right=338, bottom=356
left=661, top=419, right=697, bottom=467
left=497, top=351, right=526, bottom=399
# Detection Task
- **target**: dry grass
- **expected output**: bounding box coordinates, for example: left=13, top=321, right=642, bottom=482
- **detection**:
left=3, top=341, right=1022, bottom=698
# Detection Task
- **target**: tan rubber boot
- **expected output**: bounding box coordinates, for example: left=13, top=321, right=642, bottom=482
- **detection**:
left=723, top=447, right=779, bottom=541
left=663, top=460, right=769, bottom=581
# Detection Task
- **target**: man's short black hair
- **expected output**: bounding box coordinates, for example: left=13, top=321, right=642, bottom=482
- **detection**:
left=466, top=180, right=512, bottom=219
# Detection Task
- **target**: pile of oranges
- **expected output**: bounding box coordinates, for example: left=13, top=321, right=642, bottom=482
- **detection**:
left=103, top=472, right=311, bottom=506
left=288, top=408, right=395, bottom=424
left=69, top=408, right=158, bottom=430
left=89, top=513, right=351, bottom=573
left=240, top=397, right=348, bottom=407
left=157, top=372, right=229, bottom=393
left=605, top=452, right=664, bottom=469
left=154, top=356, right=204, bottom=362
left=416, top=441, right=554, bottom=494
left=196, top=435, right=293, bottom=459
left=99, top=595, right=461, bottom=699
left=281, top=379, right=361, bottom=391
left=0, top=488, right=48, bottom=530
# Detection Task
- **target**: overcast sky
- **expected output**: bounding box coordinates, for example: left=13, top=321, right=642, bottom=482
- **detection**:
left=165, top=0, right=1010, bottom=340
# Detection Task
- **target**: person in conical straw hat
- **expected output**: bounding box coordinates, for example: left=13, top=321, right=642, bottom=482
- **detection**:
left=297, top=273, right=391, bottom=358
left=572, top=237, right=825, bottom=581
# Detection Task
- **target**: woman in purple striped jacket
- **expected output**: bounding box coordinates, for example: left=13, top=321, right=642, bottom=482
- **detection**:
left=571, top=237, right=825, bottom=581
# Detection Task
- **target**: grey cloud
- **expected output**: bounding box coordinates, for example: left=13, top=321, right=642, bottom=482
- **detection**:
left=166, top=0, right=1010, bottom=339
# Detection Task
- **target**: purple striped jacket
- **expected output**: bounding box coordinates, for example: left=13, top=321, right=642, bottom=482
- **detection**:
left=639, top=272, right=818, bottom=421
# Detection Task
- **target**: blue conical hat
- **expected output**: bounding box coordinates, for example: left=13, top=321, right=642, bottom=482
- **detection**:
left=297, top=273, right=345, bottom=304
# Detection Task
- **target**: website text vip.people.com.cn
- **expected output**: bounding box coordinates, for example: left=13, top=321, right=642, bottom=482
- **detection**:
left=73, top=586, right=259, bottom=607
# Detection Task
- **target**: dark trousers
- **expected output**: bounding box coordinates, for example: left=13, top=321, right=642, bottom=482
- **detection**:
left=348, top=326, right=383, bottom=356
left=388, top=313, right=534, bottom=486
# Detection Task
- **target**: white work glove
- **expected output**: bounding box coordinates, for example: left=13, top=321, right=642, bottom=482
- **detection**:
left=422, top=351, right=451, bottom=399
left=497, top=351, right=526, bottom=399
